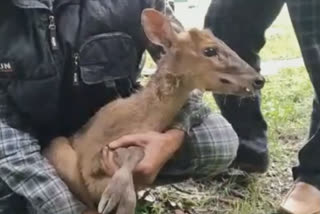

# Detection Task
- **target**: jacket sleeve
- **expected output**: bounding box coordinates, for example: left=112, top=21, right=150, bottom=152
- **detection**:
left=144, top=0, right=212, bottom=133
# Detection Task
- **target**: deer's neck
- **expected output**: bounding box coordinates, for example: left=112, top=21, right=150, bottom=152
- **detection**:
left=136, top=61, right=193, bottom=131
left=75, top=56, right=193, bottom=146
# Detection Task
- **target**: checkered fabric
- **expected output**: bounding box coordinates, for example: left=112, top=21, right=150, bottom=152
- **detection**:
left=0, top=0, right=242, bottom=212
left=0, top=91, right=86, bottom=214
left=160, top=113, right=239, bottom=181
left=165, top=89, right=239, bottom=178
left=0, top=87, right=239, bottom=213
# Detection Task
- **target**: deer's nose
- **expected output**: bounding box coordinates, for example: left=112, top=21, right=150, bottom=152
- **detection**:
left=253, top=76, right=265, bottom=90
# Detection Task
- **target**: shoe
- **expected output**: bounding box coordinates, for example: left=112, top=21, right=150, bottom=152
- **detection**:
left=280, top=182, right=320, bottom=214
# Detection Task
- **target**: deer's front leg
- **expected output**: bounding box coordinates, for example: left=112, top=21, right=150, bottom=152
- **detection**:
left=98, top=146, right=144, bottom=214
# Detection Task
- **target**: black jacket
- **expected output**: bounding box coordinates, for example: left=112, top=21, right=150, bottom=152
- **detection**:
left=0, top=0, right=176, bottom=142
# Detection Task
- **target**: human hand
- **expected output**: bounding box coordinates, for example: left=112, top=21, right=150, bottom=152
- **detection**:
left=109, top=130, right=184, bottom=186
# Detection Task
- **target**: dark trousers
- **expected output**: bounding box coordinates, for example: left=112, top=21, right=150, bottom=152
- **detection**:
left=205, top=0, right=320, bottom=188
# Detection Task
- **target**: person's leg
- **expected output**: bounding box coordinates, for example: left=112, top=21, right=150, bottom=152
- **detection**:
left=279, top=1, right=320, bottom=213
left=156, top=113, right=239, bottom=185
left=204, top=0, right=284, bottom=173
left=286, top=0, right=320, bottom=189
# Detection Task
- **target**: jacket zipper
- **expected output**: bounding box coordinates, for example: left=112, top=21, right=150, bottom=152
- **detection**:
left=48, top=15, right=59, bottom=51
left=48, top=14, right=79, bottom=87
left=72, top=52, right=80, bottom=86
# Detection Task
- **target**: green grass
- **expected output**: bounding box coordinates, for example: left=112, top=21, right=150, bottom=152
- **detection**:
left=229, top=66, right=313, bottom=214
left=260, top=6, right=301, bottom=61
left=137, top=66, right=313, bottom=214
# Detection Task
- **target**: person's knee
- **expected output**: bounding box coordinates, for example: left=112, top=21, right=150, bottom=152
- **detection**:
left=189, top=113, right=239, bottom=175
left=37, top=181, right=86, bottom=214
left=214, top=114, right=239, bottom=168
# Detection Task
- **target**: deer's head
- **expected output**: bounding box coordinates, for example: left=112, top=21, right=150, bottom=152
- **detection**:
left=142, top=9, right=265, bottom=96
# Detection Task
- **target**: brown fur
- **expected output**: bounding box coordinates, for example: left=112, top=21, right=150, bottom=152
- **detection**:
left=43, top=9, right=264, bottom=214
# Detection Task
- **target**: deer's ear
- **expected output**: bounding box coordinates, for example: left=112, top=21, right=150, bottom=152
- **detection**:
left=141, top=9, right=177, bottom=49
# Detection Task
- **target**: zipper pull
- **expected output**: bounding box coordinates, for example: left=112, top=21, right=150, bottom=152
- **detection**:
left=73, top=53, right=80, bottom=86
left=48, top=15, right=59, bottom=51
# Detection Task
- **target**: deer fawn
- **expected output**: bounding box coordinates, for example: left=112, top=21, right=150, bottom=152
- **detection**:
left=43, top=8, right=265, bottom=214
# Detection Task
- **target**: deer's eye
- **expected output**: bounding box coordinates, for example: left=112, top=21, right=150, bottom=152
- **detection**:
left=203, top=47, right=218, bottom=57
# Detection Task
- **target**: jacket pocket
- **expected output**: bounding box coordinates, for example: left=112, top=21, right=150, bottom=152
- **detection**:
left=78, top=32, right=138, bottom=85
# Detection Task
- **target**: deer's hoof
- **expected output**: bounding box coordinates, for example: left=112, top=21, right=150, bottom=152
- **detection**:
left=98, top=168, right=136, bottom=214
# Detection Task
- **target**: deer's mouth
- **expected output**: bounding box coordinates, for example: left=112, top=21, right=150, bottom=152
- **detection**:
left=241, top=86, right=258, bottom=96
left=219, top=78, right=232, bottom=85
left=216, top=74, right=262, bottom=96
left=212, top=82, right=259, bottom=96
